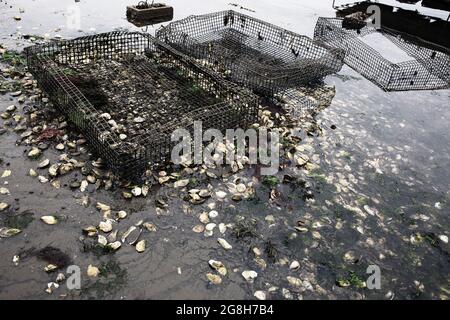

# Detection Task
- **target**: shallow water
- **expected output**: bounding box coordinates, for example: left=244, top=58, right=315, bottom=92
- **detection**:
left=0, top=0, right=449, bottom=300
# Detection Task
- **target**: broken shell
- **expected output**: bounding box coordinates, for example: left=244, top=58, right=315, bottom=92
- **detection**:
left=208, top=260, right=227, bottom=276
left=192, top=225, right=205, bottom=233
left=0, top=202, right=10, bottom=212
left=174, top=179, right=189, bottom=188
left=96, top=202, right=111, bottom=212
left=117, top=210, right=127, bottom=220
left=28, top=147, right=42, bottom=159
left=143, top=222, right=157, bottom=232
left=38, top=159, right=50, bottom=169
left=215, top=191, right=227, bottom=199
left=87, top=265, right=100, bottom=278
left=206, top=273, right=222, bottom=285
left=38, top=176, right=48, bottom=183
left=1, top=169, right=11, bottom=178
left=40, top=216, right=58, bottom=225
left=44, top=264, right=58, bottom=272
left=121, top=225, right=139, bottom=244
left=0, top=187, right=9, bottom=195
left=199, top=212, right=210, bottom=224
left=208, top=210, right=219, bottom=219
left=98, top=234, right=108, bottom=246
left=136, top=240, right=146, bottom=253
left=219, top=223, right=227, bottom=234
left=29, top=169, right=38, bottom=177
left=287, top=276, right=302, bottom=287
left=242, top=270, right=258, bottom=283
left=131, top=186, right=142, bottom=197
left=99, top=220, right=113, bottom=233
left=55, top=143, right=65, bottom=151
left=236, top=183, right=247, bottom=193
left=289, top=261, right=300, bottom=270
left=218, top=238, right=232, bottom=250
left=205, top=223, right=216, bottom=232
left=108, top=241, right=122, bottom=251
left=80, top=180, right=89, bottom=192
left=56, top=273, right=66, bottom=282
left=0, top=227, right=21, bottom=238
left=254, top=291, right=266, bottom=300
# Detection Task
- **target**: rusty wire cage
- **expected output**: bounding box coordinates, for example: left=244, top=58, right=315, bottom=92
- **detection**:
left=25, top=32, right=260, bottom=180
left=314, top=17, right=450, bottom=91
left=156, top=10, right=345, bottom=96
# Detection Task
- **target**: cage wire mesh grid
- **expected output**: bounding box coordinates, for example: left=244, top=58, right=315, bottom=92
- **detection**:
left=156, top=10, right=345, bottom=96
left=25, top=32, right=259, bottom=180
left=314, top=17, right=450, bottom=91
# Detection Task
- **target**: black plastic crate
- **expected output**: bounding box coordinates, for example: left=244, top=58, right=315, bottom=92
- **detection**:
left=314, top=17, right=450, bottom=91
left=25, top=32, right=259, bottom=180
left=156, top=10, right=345, bottom=96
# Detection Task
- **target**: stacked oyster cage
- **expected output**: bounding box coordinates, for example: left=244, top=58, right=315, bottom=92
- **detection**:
left=156, top=10, right=345, bottom=96
left=314, top=17, right=450, bottom=91
left=25, top=32, right=259, bottom=179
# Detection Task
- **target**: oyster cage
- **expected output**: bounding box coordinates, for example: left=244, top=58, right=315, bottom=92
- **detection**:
left=25, top=32, right=259, bottom=180
left=156, top=10, right=345, bottom=96
left=314, top=17, right=450, bottom=91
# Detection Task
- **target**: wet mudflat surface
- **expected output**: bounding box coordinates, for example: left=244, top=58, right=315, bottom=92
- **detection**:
left=0, top=0, right=449, bottom=300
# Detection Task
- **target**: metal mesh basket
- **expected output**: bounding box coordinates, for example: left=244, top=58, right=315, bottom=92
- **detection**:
left=25, top=31, right=259, bottom=180
left=314, top=17, right=450, bottom=91
left=156, top=10, right=345, bottom=96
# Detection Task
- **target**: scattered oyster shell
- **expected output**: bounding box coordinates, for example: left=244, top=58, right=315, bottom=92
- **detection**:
left=206, top=273, right=222, bottom=285
left=242, top=270, right=258, bottom=283
left=38, top=159, right=50, bottom=169
left=143, top=222, right=156, bottom=232
left=289, top=260, right=300, bottom=270
left=208, top=210, right=219, bottom=219
left=208, top=259, right=227, bottom=276
left=40, top=216, right=58, bottom=225
left=0, top=227, right=21, bottom=238
left=0, top=202, right=10, bottom=212
left=1, top=169, right=11, bottom=178
left=0, top=187, right=10, bottom=195
left=44, top=264, right=58, bottom=272
left=174, top=179, right=189, bottom=188
left=218, top=238, right=232, bottom=250
left=99, top=220, right=113, bottom=233
left=199, top=212, right=210, bottom=224
left=117, top=210, right=127, bottom=220
left=108, top=241, right=122, bottom=251
left=131, top=186, right=142, bottom=197
left=98, top=234, right=108, bottom=246
left=254, top=291, right=266, bottom=300
left=215, top=191, right=227, bottom=199
left=135, top=240, right=146, bottom=253
left=87, top=265, right=100, bottom=278
left=192, top=225, right=205, bottom=233
left=287, top=276, right=302, bottom=287
left=28, top=147, right=42, bottom=159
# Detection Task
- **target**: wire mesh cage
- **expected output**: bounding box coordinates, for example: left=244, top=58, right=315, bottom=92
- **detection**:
left=156, top=10, right=345, bottom=96
left=25, top=32, right=260, bottom=180
left=314, top=17, right=450, bottom=91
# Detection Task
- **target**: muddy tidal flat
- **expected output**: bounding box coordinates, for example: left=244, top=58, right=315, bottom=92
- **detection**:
left=0, top=0, right=449, bottom=300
